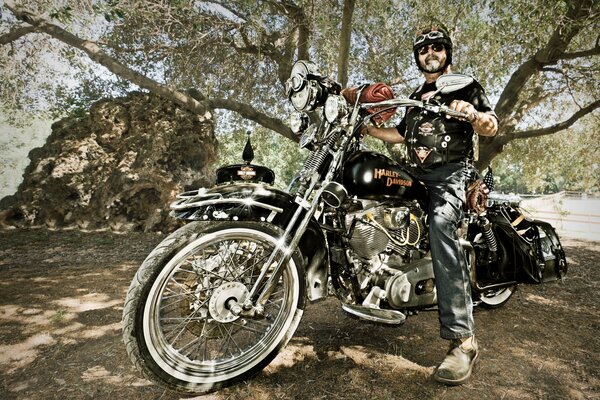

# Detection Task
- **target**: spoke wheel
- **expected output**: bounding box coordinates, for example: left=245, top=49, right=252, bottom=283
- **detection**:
left=123, top=222, right=305, bottom=394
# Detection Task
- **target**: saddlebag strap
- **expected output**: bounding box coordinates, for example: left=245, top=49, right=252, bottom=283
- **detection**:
left=511, top=214, right=525, bottom=227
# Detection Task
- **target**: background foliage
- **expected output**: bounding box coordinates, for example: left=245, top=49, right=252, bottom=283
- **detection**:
left=1, top=0, right=598, bottom=194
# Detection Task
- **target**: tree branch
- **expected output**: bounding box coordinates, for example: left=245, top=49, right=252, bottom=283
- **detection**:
left=504, top=99, right=600, bottom=142
left=5, top=1, right=295, bottom=140
left=4, top=1, right=210, bottom=116
left=0, top=23, right=35, bottom=45
left=559, top=45, right=600, bottom=60
left=495, top=0, right=594, bottom=127
left=337, top=0, right=355, bottom=88
left=207, top=98, right=296, bottom=141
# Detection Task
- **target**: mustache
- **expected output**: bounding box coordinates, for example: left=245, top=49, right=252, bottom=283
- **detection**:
left=425, top=54, right=441, bottom=63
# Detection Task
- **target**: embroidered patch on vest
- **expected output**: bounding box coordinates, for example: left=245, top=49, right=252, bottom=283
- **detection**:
left=414, top=147, right=432, bottom=163
left=418, top=122, right=434, bottom=136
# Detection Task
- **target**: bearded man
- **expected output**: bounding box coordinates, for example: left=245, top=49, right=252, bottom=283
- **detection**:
left=363, top=27, right=498, bottom=385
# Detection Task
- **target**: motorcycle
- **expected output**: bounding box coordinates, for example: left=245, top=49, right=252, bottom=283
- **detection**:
left=122, top=60, right=567, bottom=394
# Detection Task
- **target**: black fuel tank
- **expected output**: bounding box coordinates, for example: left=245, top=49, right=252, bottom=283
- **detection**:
left=342, top=151, right=426, bottom=200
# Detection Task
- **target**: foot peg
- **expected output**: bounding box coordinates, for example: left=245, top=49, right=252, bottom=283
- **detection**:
left=341, top=303, right=406, bottom=325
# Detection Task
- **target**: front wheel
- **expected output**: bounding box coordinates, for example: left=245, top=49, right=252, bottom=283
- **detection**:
left=122, top=221, right=306, bottom=394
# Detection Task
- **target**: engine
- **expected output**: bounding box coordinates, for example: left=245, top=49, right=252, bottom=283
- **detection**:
left=338, top=199, right=436, bottom=315
left=345, top=200, right=427, bottom=262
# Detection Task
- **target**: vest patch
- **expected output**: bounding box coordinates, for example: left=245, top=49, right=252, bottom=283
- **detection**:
left=418, top=122, right=434, bottom=136
left=414, top=147, right=432, bottom=163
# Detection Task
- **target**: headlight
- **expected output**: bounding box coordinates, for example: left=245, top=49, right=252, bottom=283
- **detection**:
left=290, top=81, right=320, bottom=112
left=290, top=112, right=309, bottom=133
left=286, top=60, right=325, bottom=112
left=324, top=95, right=348, bottom=123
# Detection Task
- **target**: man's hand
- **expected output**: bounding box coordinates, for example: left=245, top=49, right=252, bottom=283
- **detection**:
left=449, top=100, right=498, bottom=137
left=449, top=100, right=478, bottom=122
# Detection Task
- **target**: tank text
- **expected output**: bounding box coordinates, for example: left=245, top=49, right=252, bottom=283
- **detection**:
left=373, top=168, right=413, bottom=187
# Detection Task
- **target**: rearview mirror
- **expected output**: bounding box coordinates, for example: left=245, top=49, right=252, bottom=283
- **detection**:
left=436, top=74, right=474, bottom=93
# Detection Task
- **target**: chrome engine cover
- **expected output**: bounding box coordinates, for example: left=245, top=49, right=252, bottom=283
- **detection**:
left=345, top=201, right=425, bottom=260
left=345, top=205, right=389, bottom=259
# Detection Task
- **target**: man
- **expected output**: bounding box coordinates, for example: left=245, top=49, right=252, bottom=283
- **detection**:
left=363, top=27, right=498, bottom=385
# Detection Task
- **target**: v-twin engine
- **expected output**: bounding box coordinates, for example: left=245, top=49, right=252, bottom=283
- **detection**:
left=345, top=200, right=426, bottom=261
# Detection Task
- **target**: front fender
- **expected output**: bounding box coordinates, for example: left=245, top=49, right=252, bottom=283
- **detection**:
left=170, top=183, right=329, bottom=301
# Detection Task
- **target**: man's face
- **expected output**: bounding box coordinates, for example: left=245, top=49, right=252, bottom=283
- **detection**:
left=417, top=43, right=447, bottom=73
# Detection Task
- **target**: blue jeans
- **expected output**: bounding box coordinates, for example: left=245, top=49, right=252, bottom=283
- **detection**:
left=417, top=163, right=474, bottom=340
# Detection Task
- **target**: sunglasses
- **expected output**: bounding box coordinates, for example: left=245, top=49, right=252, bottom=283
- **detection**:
left=414, top=31, right=445, bottom=45
left=417, top=43, right=445, bottom=55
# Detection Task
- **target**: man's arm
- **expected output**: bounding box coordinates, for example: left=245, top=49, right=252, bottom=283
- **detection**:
left=363, top=126, right=405, bottom=143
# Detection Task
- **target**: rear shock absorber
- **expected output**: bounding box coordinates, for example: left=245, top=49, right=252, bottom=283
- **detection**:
left=478, top=216, right=498, bottom=252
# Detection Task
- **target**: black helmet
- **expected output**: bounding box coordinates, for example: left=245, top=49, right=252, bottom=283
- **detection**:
left=413, top=28, right=453, bottom=72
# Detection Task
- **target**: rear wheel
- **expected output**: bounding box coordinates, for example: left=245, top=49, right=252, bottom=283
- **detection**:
left=122, top=221, right=305, bottom=394
left=477, top=286, right=515, bottom=308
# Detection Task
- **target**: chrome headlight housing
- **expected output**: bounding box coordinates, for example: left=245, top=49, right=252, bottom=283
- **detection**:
left=290, top=81, right=320, bottom=112
left=299, top=124, right=318, bottom=149
left=286, top=60, right=324, bottom=112
left=324, top=95, right=348, bottom=123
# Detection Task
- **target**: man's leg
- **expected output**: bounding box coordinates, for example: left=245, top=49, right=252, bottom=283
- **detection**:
left=421, top=165, right=478, bottom=385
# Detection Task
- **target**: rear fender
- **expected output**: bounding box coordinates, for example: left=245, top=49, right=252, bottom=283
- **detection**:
left=170, top=183, right=329, bottom=301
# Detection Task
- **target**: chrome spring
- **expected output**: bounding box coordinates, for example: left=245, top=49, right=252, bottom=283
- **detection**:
left=480, top=217, right=498, bottom=252
left=302, top=147, right=329, bottom=172
left=302, top=129, right=340, bottom=173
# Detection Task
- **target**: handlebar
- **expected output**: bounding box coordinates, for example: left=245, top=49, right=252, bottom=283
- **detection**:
left=361, top=98, right=470, bottom=120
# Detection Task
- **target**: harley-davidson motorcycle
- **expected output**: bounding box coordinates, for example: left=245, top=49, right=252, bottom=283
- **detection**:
left=122, top=60, right=567, bottom=394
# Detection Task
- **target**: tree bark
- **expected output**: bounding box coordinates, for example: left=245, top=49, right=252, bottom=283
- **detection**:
left=0, top=24, right=35, bottom=45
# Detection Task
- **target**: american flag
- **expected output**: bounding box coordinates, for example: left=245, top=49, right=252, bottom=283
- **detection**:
left=482, top=166, right=495, bottom=192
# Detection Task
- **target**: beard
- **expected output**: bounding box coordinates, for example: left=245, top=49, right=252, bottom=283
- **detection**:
left=421, top=54, right=445, bottom=73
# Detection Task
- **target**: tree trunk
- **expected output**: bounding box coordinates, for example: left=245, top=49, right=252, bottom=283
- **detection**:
left=337, top=0, right=356, bottom=88
left=478, top=0, right=597, bottom=168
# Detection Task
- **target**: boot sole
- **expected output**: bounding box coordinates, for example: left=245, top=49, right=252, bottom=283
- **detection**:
left=433, top=352, right=479, bottom=386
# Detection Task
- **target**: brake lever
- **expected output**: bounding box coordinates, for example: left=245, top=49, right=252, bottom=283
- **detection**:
left=425, top=103, right=470, bottom=120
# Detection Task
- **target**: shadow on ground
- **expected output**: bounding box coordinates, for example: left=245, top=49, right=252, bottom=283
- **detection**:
left=0, top=229, right=598, bottom=399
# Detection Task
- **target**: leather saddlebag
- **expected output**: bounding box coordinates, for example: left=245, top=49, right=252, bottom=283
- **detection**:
left=491, top=205, right=568, bottom=284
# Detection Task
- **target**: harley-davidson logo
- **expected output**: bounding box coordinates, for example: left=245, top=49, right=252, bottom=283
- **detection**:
left=414, top=147, right=432, bottom=163
left=373, top=168, right=413, bottom=187
left=418, top=122, right=434, bottom=136
left=237, top=166, right=256, bottom=180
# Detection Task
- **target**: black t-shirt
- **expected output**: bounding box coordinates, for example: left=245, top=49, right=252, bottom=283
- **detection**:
left=396, top=78, right=496, bottom=173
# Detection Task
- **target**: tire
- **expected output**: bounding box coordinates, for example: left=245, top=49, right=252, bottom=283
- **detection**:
left=122, top=221, right=306, bottom=394
left=476, top=286, right=515, bottom=308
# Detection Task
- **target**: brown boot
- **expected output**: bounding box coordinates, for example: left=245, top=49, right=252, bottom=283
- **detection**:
left=433, top=336, right=479, bottom=386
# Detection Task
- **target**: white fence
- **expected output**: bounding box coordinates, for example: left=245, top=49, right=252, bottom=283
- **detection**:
left=519, top=192, right=600, bottom=241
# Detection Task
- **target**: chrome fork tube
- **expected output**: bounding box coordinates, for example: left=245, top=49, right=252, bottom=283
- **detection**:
left=244, top=171, right=321, bottom=306
left=245, top=133, right=350, bottom=310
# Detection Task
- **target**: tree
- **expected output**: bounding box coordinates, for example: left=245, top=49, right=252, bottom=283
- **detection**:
left=1, top=0, right=599, bottom=177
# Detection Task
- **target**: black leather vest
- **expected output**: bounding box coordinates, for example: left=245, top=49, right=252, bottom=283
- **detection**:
left=401, top=82, right=478, bottom=173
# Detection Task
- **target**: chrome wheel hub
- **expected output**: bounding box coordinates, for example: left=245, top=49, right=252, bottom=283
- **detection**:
left=208, top=281, right=249, bottom=323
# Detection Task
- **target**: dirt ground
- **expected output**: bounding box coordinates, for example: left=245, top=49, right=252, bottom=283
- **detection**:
left=0, top=228, right=598, bottom=400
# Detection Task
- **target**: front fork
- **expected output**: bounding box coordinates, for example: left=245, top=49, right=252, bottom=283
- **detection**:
left=228, top=134, right=351, bottom=318
left=241, top=170, right=322, bottom=315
